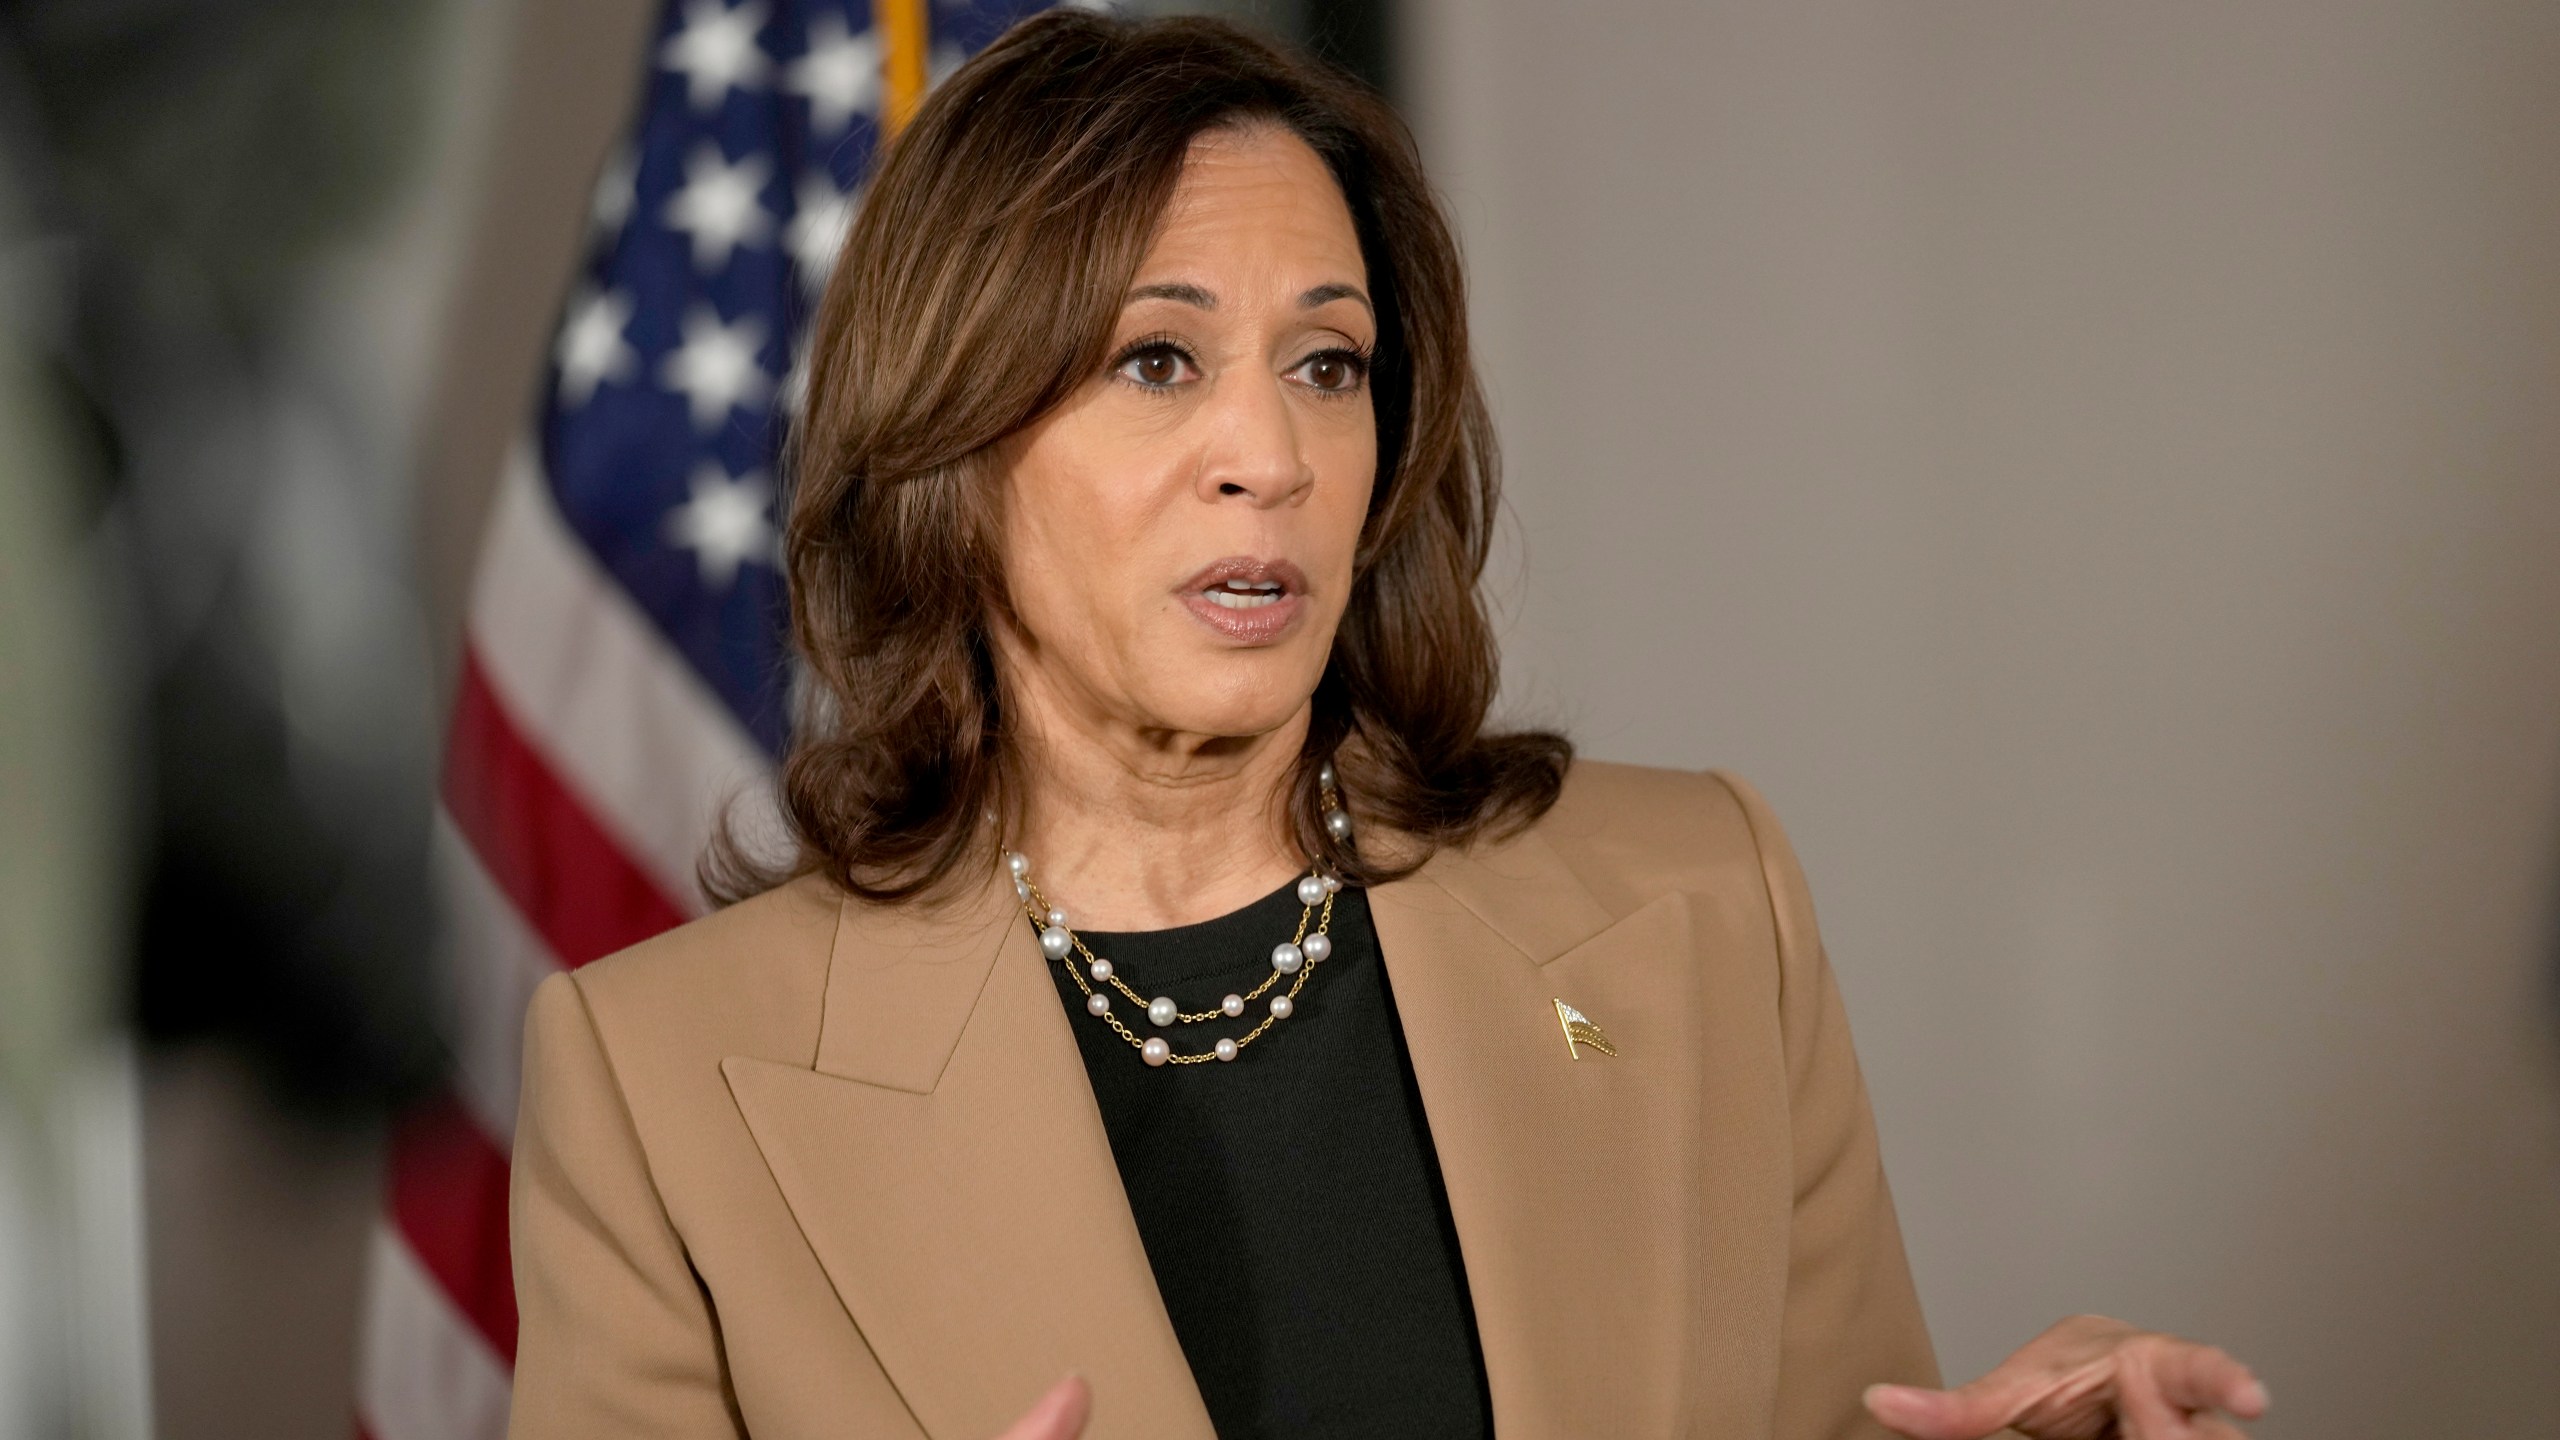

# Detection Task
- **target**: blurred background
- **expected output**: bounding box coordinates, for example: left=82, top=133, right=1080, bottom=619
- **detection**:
left=1, top=1, right=2554, bottom=1438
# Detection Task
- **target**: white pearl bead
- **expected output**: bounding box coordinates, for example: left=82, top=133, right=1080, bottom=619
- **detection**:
left=1141, top=1038, right=1170, bottom=1066
left=1220, top=994, right=1245, bottom=1017
left=1039, top=925, right=1072, bottom=960
left=1088, top=958, right=1112, bottom=982
left=1301, top=932, right=1331, bottom=964
left=1214, top=1038, right=1238, bottom=1062
left=1318, top=760, right=1337, bottom=788
left=1086, top=992, right=1111, bottom=1016
left=1006, top=851, right=1030, bottom=879
left=1046, top=907, right=1067, bottom=929
left=1147, top=996, right=1178, bottom=1027
left=1013, top=878, right=1031, bottom=903
left=1324, top=808, right=1353, bottom=840
left=1322, top=874, right=1341, bottom=893
left=1296, top=874, right=1327, bottom=907
left=1269, top=994, right=1294, bottom=1020
left=1271, top=942, right=1304, bottom=974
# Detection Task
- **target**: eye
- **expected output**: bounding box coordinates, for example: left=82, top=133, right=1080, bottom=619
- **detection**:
left=1289, top=347, right=1371, bottom=396
left=1113, top=339, right=1200, bottom=390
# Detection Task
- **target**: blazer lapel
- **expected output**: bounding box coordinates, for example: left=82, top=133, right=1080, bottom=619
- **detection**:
left=722, top=875, right=1214, bottom=1440
left=1372, top=831, right=1719, bottom=1438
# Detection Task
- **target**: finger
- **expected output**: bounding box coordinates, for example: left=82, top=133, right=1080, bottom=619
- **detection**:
left=1863, top=1382, right=2029, bottom=1440
left=2115, top=1369, right=2194, bottom=1440
left=994, top=1375, right=1091, bottom=1440
left=1868, top=1344, right=2127, bottom=1440
left=1874, top=1314, right=2146, bottom=1439
left=2125, top=1405, right=2251, bottom=1440
left=2117, top=1360, right=2260, bottom=1440
left=2149, top=1341, right=2269, bottom=1420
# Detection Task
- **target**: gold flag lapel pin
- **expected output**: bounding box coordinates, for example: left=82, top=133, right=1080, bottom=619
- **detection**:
left=1554, top=999, right=1618, bottom=1060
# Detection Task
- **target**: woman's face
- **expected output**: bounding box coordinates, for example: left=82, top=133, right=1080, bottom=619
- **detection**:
left=995, top=124, right=1377, bottom=752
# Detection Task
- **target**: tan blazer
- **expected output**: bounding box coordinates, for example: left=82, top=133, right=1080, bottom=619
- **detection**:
left=508, top=762, right=1942, bottom=1439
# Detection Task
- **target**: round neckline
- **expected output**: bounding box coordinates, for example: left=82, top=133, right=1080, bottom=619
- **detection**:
left=1072, top=878, right=1355, bottom=989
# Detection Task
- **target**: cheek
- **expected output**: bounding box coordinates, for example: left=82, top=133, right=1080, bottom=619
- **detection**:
left=1311, top=411, right=1379, bottom=575
left=1005, top=496, right=1117, bottom=650
left=1000, top=430, right=1173, bottom=641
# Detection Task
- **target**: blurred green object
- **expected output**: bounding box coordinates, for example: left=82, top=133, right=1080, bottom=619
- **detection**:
left=0, top=190, right=114, bottom=1154
left=4, top=0, right=450, bottom=1124
left=0, top=164, right=139, bottom=1440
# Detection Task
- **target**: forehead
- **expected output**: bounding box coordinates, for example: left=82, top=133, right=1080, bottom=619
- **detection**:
left=1140, top=124, right=1365, bottom=279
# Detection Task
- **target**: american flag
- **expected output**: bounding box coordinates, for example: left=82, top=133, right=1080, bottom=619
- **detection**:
left=355, top=3, right=1044, bottom=1436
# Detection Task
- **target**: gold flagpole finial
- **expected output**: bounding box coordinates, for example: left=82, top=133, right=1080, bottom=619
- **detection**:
left=877, top=0, right=929, bottom=136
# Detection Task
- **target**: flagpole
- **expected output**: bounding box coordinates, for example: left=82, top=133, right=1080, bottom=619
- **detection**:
left=879, top=0, right=929, bottom=135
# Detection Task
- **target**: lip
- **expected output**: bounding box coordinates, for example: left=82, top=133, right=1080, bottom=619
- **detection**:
left=1176, top=556, right=1311, bottom=645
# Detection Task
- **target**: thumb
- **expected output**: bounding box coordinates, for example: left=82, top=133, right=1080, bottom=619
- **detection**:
left=1864, top=1380, right=2028, bottom=1440
left=994, top=1374, right=1091, bottom=1440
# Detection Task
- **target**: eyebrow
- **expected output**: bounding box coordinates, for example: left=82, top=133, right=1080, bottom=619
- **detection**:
left=1126, top=282, right=1217, bottom=309
left=1299, top=283, right=1373, bottom=316
left=1120, top=281, right=1375, bottom=317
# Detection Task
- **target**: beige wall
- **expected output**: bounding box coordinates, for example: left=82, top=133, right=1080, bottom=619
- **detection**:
left=1406, top=2, right=2560, bottom=1434
left=415, top=0, right=660, bottom=682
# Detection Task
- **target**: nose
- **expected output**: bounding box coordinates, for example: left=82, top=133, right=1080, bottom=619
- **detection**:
left=1192, top=371, right=1314, bottom=508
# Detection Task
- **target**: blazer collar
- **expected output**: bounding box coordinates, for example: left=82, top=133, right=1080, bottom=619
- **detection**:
left=726, top=869, right=1215, bottom=1439
left=806, top=868, right=1017, bottom=1091
left=727, top=835, right=1717, bottom=1438
left=1394, top=823, right=1619, bottom=965
left=1370, top=831, right=1710, bottom=1437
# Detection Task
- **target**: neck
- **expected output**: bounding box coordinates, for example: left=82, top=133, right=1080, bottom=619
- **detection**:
left=1005, top=692, right=1311, bottom=935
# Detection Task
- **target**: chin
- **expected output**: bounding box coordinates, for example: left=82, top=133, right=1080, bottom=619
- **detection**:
left=1146, top=667, right=1320, bottom=741
left=1171, top=694, right=1316, bottom=741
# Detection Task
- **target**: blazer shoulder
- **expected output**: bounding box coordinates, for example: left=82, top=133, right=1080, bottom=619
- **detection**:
left=1527, top=759, right=1790, bottom=922
left=564, top=871, right=842, bottom=1076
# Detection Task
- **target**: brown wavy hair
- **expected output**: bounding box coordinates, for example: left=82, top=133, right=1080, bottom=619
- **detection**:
left=720, top=10, right=1570, bottom=904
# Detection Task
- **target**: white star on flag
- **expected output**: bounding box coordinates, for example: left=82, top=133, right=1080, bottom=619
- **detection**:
left=589, top=143, right=638, bottom=236
left=785, top=12, right=879, bottom=135
left=786, top=171, right=855, bottom=293
left=664, top=143, right=774, bottom=271
left=663, top=463, right=778, bottom=589
left=661, top=0, right=769, bottom=111
left=554, top=287, right=637, bottom=405
left=660, top=304, right=771, bottom=430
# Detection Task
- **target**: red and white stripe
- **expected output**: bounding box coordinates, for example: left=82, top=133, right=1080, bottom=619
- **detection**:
left=354, top=445, right=773, bottom=1440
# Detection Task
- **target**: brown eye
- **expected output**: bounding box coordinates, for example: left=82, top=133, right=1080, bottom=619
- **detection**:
left=1291, top=348, right=1368, bottom=395
left=1114, top=341, right=1197, bottom=389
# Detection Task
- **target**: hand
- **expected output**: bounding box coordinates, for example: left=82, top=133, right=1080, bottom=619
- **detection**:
left=1864, top=1314, right=2268, bottom=1440
left=993, top=1375, right=1090, bottom=1440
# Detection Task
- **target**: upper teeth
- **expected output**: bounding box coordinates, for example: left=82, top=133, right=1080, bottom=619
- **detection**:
left=1207, top=579, right=1283, bottom=609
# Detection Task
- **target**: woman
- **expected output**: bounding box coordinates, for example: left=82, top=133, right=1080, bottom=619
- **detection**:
left=507, top=14, right=2268, bottom=1440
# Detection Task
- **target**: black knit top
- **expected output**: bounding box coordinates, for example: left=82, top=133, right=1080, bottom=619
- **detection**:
left=1043, top=880, right=1495, bottom=1439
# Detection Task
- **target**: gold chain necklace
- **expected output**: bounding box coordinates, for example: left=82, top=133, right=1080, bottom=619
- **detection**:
left=1008, top=766, right=1352, bottom=1068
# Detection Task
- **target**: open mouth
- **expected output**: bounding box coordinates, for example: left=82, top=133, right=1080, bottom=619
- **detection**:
left=1201, top=577, right=1287, bottom=610
left=1177, top=557, right=1309, bottom=643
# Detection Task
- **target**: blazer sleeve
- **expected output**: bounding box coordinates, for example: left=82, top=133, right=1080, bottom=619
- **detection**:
left=1711, top=771, right=1944, bottom=1440
left=509, top=969, right=745, bottom=1439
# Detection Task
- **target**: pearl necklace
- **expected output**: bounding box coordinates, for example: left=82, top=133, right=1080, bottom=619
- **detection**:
left=1007, top=765, right=1352, bottom=1068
